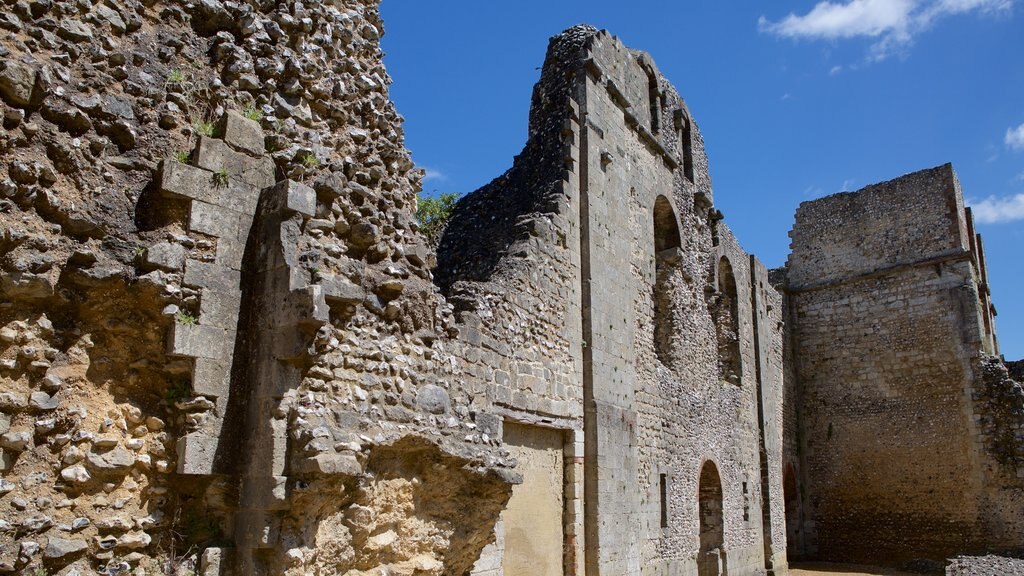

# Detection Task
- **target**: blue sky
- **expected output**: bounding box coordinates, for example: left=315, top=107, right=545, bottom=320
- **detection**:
left=380, top=0, right=1024, bottom=359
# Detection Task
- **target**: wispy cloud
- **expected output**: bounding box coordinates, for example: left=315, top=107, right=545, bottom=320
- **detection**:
left=829, top=65, right=844, bottom=75
left=841, top=178, right=856, bottom=191
left=422, top=167, right=447, bottom=182
left=969, top=193, right=1024, bottom=223
left=1006, top=122, right=1024, bottom=150
left=759, top=0, right=1014, bottom=61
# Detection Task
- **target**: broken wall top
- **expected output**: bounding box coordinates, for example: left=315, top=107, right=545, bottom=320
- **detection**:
left=785, top=163, right=970, bottom=289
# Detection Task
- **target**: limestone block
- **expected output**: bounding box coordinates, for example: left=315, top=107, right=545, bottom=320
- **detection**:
left=160, top=160, right=220, bottom=205
left=176, top=433, right=219, bottom=475
left=44, top=536, right=88, bottom=559
left=144, top=242, right=186, bottom=271
left=319, top=273, right=365, bottom=305
left=416, top=384, right=451, bottom=415
left=199, top=288, right=242, bottom=331
left=216, top=178, right=262, bottom=215
left=194, top=137, right=275, bottom=190
left=190, top=202, right=245, bottom=239
left=220, top=110, right=265, bottom=157
left=293, top=452, right=360, bottom=476
left=215, top=236, right=248, bottom=268
left=167, top=322, right=232, bottom=360
left=269, top=179, right=316, bottom=217
left=85, top=447, right=135, bottom=473
left=192, top=359, right=231, bottom=398
left=184, top=260, right=241, bottom=293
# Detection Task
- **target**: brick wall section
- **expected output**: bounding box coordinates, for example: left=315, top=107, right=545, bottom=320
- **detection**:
left=783, top=165, right=1024, bottom=565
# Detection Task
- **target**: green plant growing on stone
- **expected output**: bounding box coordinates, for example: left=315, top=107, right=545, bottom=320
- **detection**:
left=416, top=191, right=460, bottom=246
left=166, top=69, right=186, bottom=85
left=165, top=378, right=191, bottom=404
left=175, top=310, right=197, bottom=325
left=301, top=152, right=320, bottom=169
left=32, top=567, right=48, bottom=576
left=242, top=104, right=263, bottom=122
left=174, top=150, right=190, bottom=164
left=192, top=120, right=215, bottom=137
left=212, top=169, right=230, bottom=188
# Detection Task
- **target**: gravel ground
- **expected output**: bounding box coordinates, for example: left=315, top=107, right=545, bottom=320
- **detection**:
left=945, top=555, right=1024, bottom=575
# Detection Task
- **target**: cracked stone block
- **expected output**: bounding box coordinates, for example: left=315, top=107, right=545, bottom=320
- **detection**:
left=220, top=110, right=265, bottom=157
left=167, top=322, right=233, bottom=360
left=194, top=136, right=275, bottom=190
left=319, top=273, right=365, bottom=305
left=144, top=242, right=186, bottom=271
left=176, top=433, right=219, bottom=475
left=184, top=260, right=241, bottom=293
left=160, top=160, right=220, bottom=205
left=216, top=178, right=262, bottom=215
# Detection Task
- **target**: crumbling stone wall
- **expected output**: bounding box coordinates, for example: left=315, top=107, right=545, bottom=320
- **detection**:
left=0, top=0, right=518, bottom=574
left=781, top=164, right=1024, bottom=565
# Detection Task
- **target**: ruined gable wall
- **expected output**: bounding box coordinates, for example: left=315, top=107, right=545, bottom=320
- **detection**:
left=784, top=165, right=1024, bottom=565
left=439, top=26, right=786, bottom=576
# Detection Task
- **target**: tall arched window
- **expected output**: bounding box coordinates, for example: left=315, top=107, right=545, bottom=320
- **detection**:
left=653, top=196, right=681, bottom=366
left=698, top=460, right=725, bottom=576
left=713, top=257, right=742, bottom=384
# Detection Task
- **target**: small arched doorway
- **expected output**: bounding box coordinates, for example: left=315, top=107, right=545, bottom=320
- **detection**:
left=783, top=463, right=800, bottom=560
left=698, top=460, right=726, bottom=576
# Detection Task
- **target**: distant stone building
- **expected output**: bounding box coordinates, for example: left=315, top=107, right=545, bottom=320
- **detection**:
left=777, top=164, right=1024, bottom=567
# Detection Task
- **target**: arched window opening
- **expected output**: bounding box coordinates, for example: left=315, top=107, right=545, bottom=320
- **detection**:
left=698, top=461, right=726, bottom=576
left=653, top=196, right=681, bottom=366
left=712, top=257, right=742, bottom=385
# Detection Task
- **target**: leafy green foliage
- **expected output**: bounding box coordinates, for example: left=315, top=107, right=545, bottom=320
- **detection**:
left=192, top=120, right=215, bottom=137
left=242, top=104, right=263, bottom=122
left=416, top=192, right=460, bottom=245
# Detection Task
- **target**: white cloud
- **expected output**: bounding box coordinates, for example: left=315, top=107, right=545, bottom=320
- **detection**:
left=829, top=65, right=844, bottom=75
left=1006, top=123, right=1024, bottom=150
left=969, top=193, right=1024, bottom=223
left=422, top=167, right=447, bottom=182
left=760, top=0, right=1014, bottom=61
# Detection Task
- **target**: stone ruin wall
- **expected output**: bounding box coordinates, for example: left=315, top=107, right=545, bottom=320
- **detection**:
left=780, top=164, right=1024, bottom=565
left=440, top=26, right=787, bottom=576
left=0, top=0, right=525, bottom=574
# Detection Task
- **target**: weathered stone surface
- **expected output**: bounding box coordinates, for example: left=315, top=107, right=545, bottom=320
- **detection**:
left=220, top=110, right=265, bottom=157
left=44, top=536, right=87, bottom=558
left=85, top=447, right=135, bottom=473
left=144, top=242, right=186, bottom=271
left=0, top=61, right=36, bottom=107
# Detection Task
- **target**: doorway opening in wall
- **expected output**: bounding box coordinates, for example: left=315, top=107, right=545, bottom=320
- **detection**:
left=653, top=195, right=682, bottom=367
left=494, top=422, right=566, bottom=576
left=712, top=257, right=741, bottom=385
left=784, top=463, right=801, bottom=561
left=698, top=460, right=726, bottom=576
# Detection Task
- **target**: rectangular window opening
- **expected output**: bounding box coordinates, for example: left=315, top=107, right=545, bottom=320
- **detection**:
left=659, top=473, right=669, bottom=528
